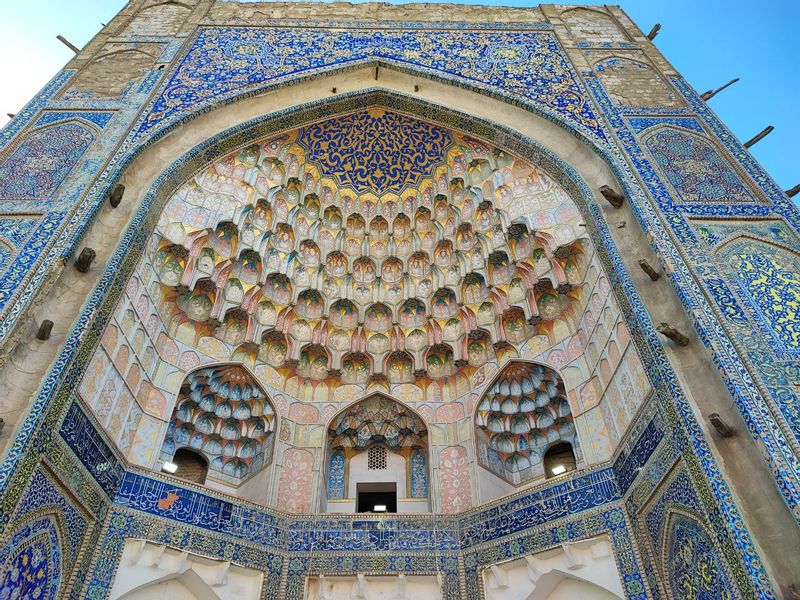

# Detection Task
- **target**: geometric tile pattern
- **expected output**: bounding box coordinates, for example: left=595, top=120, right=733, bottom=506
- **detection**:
left=644, top=128, right=756, bottom=205
left=139, top=28, right=606, bottom=142
left=298, top=110, right=452, bottom=195
left=0, top=121, right=95, bottom=199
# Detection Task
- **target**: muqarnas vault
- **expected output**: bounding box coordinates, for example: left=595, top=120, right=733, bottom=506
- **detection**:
left=0, top=2, right=798, bottom=599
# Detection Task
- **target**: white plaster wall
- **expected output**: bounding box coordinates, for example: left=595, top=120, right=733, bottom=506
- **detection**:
left=110, top=540, right=263, bottom=600
left=482, top=535, right=624, bottom=600
left=348, top=449, right=407, bottom=499
left=476, top=463, right=517, bottom=502
left=306, top=574, right=441, bottom=600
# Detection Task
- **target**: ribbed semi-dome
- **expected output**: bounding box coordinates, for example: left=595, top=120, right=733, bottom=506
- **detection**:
left=328, top=395, right=427, bottom=451
left=154, top=108, right=589, bottom=391
left=475, top=361, right=576, bottom=485
left=161, top=365, right=276, bottom=483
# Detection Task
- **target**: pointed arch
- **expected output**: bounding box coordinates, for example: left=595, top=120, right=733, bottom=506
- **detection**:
left=65, top=49, right=159, bottom=99
left=474, top=360, right=578, bottom=486
left=159, top=363, right=278, bottom=486
left=642, top=125, right=762, bottom=205
left=0, top=512, right=64, bottom=600
left=714, top=233, right=800, bottom=356
left=593, top=56, right=678, bottom=108
left=661, top=509, right=735, bottom=600
left=322, top=393, right=430, bottom=513
left=0, top=120, right=96, bottom=199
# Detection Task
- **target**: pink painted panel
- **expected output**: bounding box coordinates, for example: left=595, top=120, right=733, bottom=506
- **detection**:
left=276, top=448, right=314, bottom=513
left=439, top=445, right=472, bottom=513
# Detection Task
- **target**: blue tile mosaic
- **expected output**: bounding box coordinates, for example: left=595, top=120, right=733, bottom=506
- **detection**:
left=0, top=515, right=62, bottom=600
left=627, top=116, right=704, bottom=135
left=59, top=401, right=125, bottom=497
left=0, top=121, right=95, bottom=199
left=136, top=27, right=607, bottom=143
left=643, top=469, right=739, bottom=599
left=33, top=111, right=115, bottom=129
left=326, top=450, right=345, bottom=500
left=613, top=419, right=664, bottom=494
left=0, top=13, right=793, bottom=597
left=14, top=468, right=89, bottom=554
left=643, top=127, right=758, bottom=205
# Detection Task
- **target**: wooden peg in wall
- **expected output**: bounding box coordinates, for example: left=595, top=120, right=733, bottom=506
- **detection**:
left=599, top=185, right=625, bottom=208
left=36, top=320, right=54, bottom=341
left=708, top=413, right=735, bottom=437
left=56, top=35, right=80, bottom=54
left=647, top=23, right=661, bottom=40
left=700, top=78, right=739, bottom=101
left=638, top=259, right=660, bottom=281
left=743, top=126, right=774, bottom=148
left=108, top=184, right=125, bottom=208
left=656, top=322, right=689, bottom=346
left=75, top=248, right=96, bottom=273
left=786, top=184, right=800, bottom=198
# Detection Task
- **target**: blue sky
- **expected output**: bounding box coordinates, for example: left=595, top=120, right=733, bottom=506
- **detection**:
left=1, top=0, right=796, bottom=194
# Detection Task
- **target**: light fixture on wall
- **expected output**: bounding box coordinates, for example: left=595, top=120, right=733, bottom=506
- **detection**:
left=373, top=505, right=387, bottom=512
left=551, top=464, right=567, bottom=476
left=162, top=461, right=178, bottom=474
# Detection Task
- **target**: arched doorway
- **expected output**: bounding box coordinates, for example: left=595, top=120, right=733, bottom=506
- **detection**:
left=323, top=395, right=430, bottom=514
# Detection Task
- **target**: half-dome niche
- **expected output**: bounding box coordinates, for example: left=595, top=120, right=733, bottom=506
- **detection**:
left=324, top=394, right=430, bottom=514
left=152, top=108, right=591, bottom=397
left=160, top=364, right=277, bottom=486
left=475, top=361, right=578, bottom=485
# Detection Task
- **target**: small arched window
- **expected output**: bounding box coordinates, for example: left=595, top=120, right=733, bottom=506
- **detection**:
left=171, top=448, right=209, bottom=484
left=543, top=442, right=577, bottom=479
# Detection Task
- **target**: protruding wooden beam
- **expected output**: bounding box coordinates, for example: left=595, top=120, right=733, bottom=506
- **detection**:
left=786, top=184, right=800, bottom=198
left=75, top=248, right=96, bottom=273
left=6, top=113, right=15, bottom=119
left=414, top=84, right=419, bottom=92
left=639, top=259, right=660, bottom=281
left=700, top=77, right=739, bottom=101
left=108, top=184, right=125, bottom=208
left=708, top=413, right=735, bottom=437
left=56, top=35, right=80, bottom=54
left=36, top=320, right=54, bottom=341
left=657, top=322, right=689, bottom=346
left=599, top=185, right=625, bottom=208
left=743, top=125, right=774, bottom=148
left=374, top=65, right=379, bottom=80
left=646, top=23, right=661, bottom=40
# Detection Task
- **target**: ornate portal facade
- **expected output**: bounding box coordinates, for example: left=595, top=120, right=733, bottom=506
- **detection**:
left=0, top=2, right=798, bottom=599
